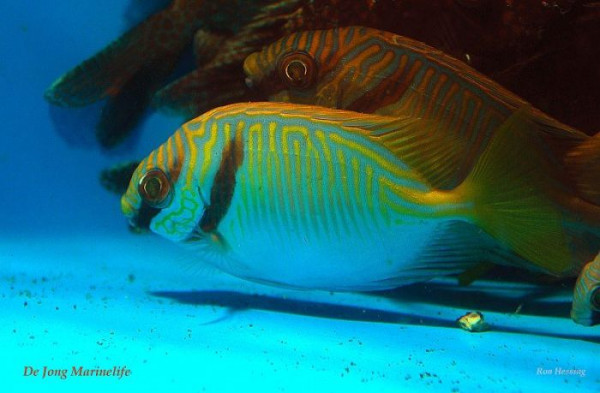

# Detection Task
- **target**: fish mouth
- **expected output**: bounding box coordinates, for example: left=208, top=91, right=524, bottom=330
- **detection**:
left=127, top=220, right=149, bottom=234
left=127, top=204, right=161, bottom=233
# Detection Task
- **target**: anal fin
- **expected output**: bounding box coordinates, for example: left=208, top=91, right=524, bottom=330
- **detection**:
left=374, top=221, right=514, bottom=288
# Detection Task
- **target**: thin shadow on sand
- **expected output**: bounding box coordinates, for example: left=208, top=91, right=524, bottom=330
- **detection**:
left=150, top=282, right=599, bottom=343
left=373, top=279, right=574, bottom=319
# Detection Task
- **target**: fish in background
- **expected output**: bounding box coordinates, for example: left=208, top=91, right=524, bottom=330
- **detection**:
left=243, top=26, right=598, bottom=191
left=123, top=0, right=172, bottom=27
left=45, top=0, right=204, bottom=148
left=45, top=1, right=600, bottom=149
left=44, top=0, right=301, bottom=148
left=120, top=102, right=600, bottom=326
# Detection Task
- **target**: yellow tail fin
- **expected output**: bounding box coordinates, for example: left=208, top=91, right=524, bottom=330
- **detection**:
left=459, top=108, right=572, bottom=274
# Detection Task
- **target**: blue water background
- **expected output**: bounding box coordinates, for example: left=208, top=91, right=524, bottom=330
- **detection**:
left=1, top=2, right=598, bottom=392
left=1, top=0, right=179, bottom=237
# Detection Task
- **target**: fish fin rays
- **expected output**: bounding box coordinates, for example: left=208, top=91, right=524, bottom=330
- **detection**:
left=372, top=221, right=512, bottom=288
left=337, top=115, right=469, bottom=189
left=459, top=108, right=572, bottom=274
left=566, top=131, right=600, bottom=205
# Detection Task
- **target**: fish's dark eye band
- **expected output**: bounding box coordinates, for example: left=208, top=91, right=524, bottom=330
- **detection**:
left=277, top=51, right=317, bottom=90
left=138, top=168, right=173, bottom=208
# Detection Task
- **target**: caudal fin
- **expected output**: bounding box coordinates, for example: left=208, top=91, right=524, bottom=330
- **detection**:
left=566, top=132, right=600, bottom=205
left=459, top=108, right=572, bottom=275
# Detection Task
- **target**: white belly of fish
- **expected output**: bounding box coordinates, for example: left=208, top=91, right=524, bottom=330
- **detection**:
left=190, top=134, right=454, bottom=290
left=206, top=204, right=442, bottom=290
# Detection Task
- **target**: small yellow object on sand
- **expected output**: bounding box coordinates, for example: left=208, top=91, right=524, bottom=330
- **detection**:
left=457, top=311, right=489, bottom=332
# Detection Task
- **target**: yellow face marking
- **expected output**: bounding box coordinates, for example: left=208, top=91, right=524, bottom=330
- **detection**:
left=145, top=151, right=156, bottom=172
left=166, top=136, right=175, bottom=172
left=152, top=187, right=201, bottom=237
left=156, top=144, right=165, bottom=166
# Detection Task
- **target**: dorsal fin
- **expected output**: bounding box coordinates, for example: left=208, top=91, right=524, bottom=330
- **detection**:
left=315, top=112, right=469, bottom=190
left=220, top=102, right=469, bottom=189
left=236, top=102, right=469, bottom=190
left=363, top=117, right=468, bottom=189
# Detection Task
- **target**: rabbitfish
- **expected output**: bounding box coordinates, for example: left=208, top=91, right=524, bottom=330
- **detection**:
left=243, top=26, right=596, bottom=191
left=121, top=102, right=600, bottom=301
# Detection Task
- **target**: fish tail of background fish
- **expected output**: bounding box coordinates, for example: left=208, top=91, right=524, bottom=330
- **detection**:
left=566, top=132, right=600, bottom=205
left=453, top=109, right=572, bottom=275
left=44, top=0, right=203, bottom=107
left=571, top=253, right=600, bottom=326
left=154, top=0, right=302, bottom=117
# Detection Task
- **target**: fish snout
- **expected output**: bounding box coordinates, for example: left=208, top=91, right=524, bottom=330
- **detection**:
left=121, top=195, right=159, bottom=233
left=126, top=205, right=160, bottom=233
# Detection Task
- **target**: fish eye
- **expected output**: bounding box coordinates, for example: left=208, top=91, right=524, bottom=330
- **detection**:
left=138, top=168, right=173, bottom=208
left=278, top=51, right=316, bottom=89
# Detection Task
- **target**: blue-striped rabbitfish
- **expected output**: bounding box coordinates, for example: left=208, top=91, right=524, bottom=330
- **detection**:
left=121, top=102, right=600, bottom=323
left=243, top=26, right=595, bottom=192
